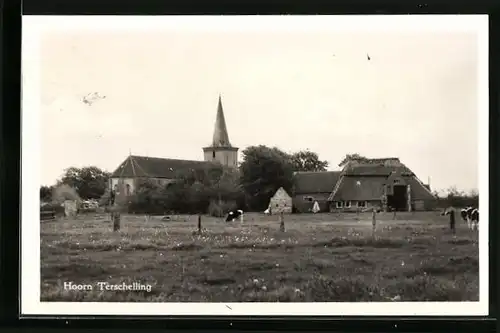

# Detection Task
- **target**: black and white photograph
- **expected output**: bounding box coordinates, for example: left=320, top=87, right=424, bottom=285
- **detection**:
left=21, top=15, right=489, bottom=316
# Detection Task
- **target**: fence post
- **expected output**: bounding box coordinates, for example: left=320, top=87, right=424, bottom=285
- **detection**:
left=198, top=214, right=202, bottom=233
left=279, top=212, right=285, bottom=232
left=112, top=211, right=121, bottom=232
left=372, top=208, right=376, bottom=238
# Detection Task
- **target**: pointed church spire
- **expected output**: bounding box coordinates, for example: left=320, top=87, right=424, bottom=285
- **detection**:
left=211, top=94, right=232, bottom=147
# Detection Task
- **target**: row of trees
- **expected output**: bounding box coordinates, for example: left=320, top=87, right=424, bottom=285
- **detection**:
left=40, top=166, right=111, bottom=203
left=40, top=148, right=479, bottom=215
left=40, top=146, right=330, bottom=215
left=432, top=187, right=479, bottom=209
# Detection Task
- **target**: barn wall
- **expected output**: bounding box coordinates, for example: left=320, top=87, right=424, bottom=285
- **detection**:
left=293, top=193, right=330, bottom=213
left=413, top=200, right=425, bottom=211
left=414, top=200, right=437, bottom=211
left=269, top=189, right=293, bottom=214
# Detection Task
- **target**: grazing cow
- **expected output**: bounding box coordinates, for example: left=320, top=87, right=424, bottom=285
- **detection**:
left=470, top=208, right=479, bottom=230
left=226, top=209, right=244, bottom=223
left=461, top=206, right=477, bottom=229
left=443, top=206, right=478, bottom=230
left=460, top=208, right=468, bottom=222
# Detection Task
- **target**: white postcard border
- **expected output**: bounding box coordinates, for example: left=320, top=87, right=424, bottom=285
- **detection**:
left=21, top=14, right=489, bottom=316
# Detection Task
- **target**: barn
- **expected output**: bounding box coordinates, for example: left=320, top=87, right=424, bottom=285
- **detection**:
left=267, top=187, right=293, bottom=214
left=292, top=171, right=342, bottom=213
left=327, top=157, right=436, bottom=212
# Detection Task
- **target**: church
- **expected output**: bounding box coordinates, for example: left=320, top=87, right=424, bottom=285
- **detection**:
left=108, top=95, right=238, bottom=196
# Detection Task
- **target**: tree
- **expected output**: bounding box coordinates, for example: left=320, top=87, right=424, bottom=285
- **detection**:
left=57, top=166, right=111, bottom=200
left=172, top=164, right=244, bottom=214
left=433, top=186, right=479, bottom=208
left=239, top=145, right=294, bottom=211
left=290, top=150, right=328, bottom=172
left=40, top=185, right=53, bottom=202
left=52, top=183, right=81, bottom=204
left=128, top=180, right=169, bottom=214
left=338, top=153, right=369, bottom=167
left=127, top=164, right=246, bottom=215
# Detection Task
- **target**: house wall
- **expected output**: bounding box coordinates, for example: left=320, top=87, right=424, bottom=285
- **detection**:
left=329, top=200, right=381, bottom=212
left=269, top=189, right=293, bottom=214
left=293, top=193, right=330, bottom=213
left=329, top=199, right=433, bottom=212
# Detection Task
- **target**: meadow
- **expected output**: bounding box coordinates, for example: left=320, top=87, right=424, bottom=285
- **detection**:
left=40, top=211, right=479, bottom=302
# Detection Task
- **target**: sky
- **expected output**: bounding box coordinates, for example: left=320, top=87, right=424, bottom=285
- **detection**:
left=39, top=19, right=481, bottom=193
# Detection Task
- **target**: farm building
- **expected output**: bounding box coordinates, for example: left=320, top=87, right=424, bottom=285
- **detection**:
left=108, top=95, right=238, bottom=196
left=292, top=171, right=342, bottom=213
left=267, top=187, right=293, bottom=214
left=327, top=157, right=436, bottom=212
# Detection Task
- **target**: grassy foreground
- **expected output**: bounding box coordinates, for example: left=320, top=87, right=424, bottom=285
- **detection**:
left=40, top=212, right=479, bottom=302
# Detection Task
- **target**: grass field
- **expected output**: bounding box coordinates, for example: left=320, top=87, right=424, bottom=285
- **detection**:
left=40, top=211, right=479, bottom=302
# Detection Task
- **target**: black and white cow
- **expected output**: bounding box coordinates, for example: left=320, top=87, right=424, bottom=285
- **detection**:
left=460, top=208, right=468, bottom=222
left=470, top=208, right=479, bottom=230
left=457, top=206, right=479, bottom=230
left=442, top=206, right=479, bottom=230
left=226, top=209, right=244, bottom=223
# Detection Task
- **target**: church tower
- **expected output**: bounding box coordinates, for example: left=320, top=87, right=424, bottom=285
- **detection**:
left=203, top=95, right=239, bottom=167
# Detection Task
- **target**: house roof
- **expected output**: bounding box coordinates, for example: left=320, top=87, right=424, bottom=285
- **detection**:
left=293, top=171, right=342, bottom=194
left=271, top=187, right=292, bottom=199
left=343, top=162, right=413, bottom=176
left=328, top=158, right=435, bottom=202
left=405, top=176, right=436, bottom=201
left=110, top=155, right=216, bottom=178
left=328, top=175, right=436, bottom=202
left=328, top=176, right=387, bottom=201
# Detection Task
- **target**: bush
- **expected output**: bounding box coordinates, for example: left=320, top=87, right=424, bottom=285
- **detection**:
left=40, top=202, right=65, bottom=216
left=207, top=200, right=237, bottom=217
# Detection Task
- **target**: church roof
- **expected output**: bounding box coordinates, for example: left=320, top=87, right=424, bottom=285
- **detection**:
left=110, top=155, right=215, bottom=179
left=207, top=95, right=234, bottom=148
